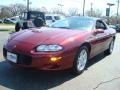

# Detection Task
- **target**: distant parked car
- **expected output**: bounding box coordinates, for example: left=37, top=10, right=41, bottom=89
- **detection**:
left=109, top=25, right=116, bottom=29
left=10, top=16, right=20, bottom=24
left=115, top=24, right=120, bottom=32
left=3, top=18, right=15, bottom=24
left=45, top=14, right=65, bottom=25
left=109, top=24, right=120, bottom=32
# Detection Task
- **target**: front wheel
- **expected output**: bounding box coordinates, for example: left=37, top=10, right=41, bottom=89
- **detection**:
left=73, top=46, right=89, bottom=74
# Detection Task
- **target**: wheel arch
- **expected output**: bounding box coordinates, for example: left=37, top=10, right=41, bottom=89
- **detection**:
left=72, top=42, right=91, bottom=74
left=80, top=42, right=91, bottom=56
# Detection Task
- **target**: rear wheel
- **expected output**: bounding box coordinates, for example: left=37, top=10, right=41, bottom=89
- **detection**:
left=104, top=39, right=114, bottom=55
left=33, top=17, right=44, bottom=27
left=73, top=46, right=89, bottom=74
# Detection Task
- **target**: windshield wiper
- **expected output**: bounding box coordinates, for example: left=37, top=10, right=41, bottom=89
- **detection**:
left=54, top=27, right=70, bottom=29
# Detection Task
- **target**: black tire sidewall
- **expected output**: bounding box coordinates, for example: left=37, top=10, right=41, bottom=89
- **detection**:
left=109, top=39, right=115, bottom=54
left=104, top=39, right=115, bottom=55
left=73, top=46, right=89, bottom=74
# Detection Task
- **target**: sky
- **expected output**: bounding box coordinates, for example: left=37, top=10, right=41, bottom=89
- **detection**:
left=0, top=0, right=118, bottom=16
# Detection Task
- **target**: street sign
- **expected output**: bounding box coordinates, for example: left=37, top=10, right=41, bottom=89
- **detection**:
left=106, top=8, right=110, bottom=16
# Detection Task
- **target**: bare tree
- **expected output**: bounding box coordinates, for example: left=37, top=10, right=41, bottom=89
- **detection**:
left=0, top=4, right=49, bottom=19
left=86, top=9, right=102, bottom=17
left=40, top=7, right=48, bottom=14
left=30, top=8, right=41, bottom=12
left=50, top=8, right=65, bottom=15
left=109, top=15, right=120, bottom=24
left=0, top=6, right=11, bottom=19
left=0, top=4, right=26, bottom=19
left=68, top=8, right=79, bottom=16
left=9, top=4, right=27, bottom=16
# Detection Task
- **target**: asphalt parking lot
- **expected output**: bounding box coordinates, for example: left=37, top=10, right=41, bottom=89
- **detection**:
left=0, top=31, right=120, bottom=90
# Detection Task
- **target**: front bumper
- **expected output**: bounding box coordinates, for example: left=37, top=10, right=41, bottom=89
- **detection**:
left=3, top=48, right=73, bottom=70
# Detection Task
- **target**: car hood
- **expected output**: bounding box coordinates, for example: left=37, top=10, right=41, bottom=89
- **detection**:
left=10, top=27, right=87, bottom=45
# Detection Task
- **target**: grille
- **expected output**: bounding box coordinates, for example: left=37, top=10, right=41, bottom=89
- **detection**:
left=17, top=54, right=32, bottom=65
left=3, top=48, right=32, bottom=65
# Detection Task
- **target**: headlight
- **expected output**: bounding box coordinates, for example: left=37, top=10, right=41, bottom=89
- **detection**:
left=36, top=45, right=63, bottom=52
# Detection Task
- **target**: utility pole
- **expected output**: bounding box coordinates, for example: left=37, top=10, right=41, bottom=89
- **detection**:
left=90, top=2, right=93, bottom=16
left=83, top=0, right=85, bottom=16
left=116, top=0, right=119, bottom=24
left=27, top=0, right=30, bottom=12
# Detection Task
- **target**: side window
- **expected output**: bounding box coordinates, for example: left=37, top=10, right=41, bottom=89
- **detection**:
left=24, top=13, right=27, bottom=20
left=54, top=16, right=60, bottom=20
left=96, top=20, right=107, bottom=30
left=46, top=16, right=52, bottom=20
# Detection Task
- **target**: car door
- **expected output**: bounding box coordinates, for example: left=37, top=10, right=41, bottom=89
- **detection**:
left=90, top=20, right=110, bottom=57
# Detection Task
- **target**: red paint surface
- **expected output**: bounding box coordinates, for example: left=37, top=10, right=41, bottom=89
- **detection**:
left=4, top=26, right=116, bottom=70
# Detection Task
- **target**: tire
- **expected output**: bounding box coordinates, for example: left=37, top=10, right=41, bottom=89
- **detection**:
left=73, top=46, right=89, bottom=74
left=15, top=23, right=21, bottom=32
left=33, top=17, right=44, bottom=27
left=104, top=39, right=115, bottom=55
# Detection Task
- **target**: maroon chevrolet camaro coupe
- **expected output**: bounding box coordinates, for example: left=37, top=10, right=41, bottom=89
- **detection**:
left=3, top=16, right=116, bottom=74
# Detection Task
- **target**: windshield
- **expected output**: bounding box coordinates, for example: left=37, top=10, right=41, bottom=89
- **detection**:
left=30, top=13, right=44, bottom=19
left=50, top=17, right=94, bottom=30
left=21, top=12, right=45, bottom=20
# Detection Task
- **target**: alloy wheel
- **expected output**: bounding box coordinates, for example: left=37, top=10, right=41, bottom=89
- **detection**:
left=77, top=49, right=88, bottom=71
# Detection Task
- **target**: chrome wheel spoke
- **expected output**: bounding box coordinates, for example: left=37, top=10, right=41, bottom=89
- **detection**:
left=77, top=49, right=87, bottom=71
